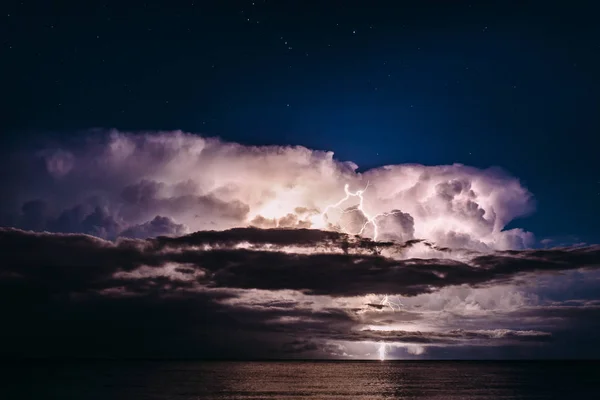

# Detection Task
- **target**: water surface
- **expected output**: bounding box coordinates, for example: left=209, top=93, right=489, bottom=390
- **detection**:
left=2, top=360, right=598, bottom=399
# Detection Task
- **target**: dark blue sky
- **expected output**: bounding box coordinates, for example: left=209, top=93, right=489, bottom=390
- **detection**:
left=2, top=0, right=599, bottom=243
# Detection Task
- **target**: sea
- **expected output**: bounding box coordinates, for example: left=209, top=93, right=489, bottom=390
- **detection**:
left=1, top=360, right=599, bottom=399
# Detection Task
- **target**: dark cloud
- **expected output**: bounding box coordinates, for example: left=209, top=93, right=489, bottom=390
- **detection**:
left=2, top=228, right=600, bottom=298
left=120, top=216, right=187, bottom=239
left=155, top=227, right=349, bottom=249
left=281, top=339, right=320, bottom=354
left=0, top=288, right=272, bottom=359
left=350, top=329, right=552, bottom=344
left=2, top=227, right=599, bottom=358
left=197, top=250, right=465, bottom=296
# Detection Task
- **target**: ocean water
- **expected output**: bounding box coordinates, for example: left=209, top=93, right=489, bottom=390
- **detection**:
left=2, top=361, right=599, bottom=399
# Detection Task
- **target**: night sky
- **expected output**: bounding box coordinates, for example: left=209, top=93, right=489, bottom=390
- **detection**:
left=1, top=0, right=600, bottom=360
left=3, top=0, right=599, bottom=243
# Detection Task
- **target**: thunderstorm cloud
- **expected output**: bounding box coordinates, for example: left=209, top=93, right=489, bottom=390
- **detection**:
left=0, top=130, right=598, bottom=359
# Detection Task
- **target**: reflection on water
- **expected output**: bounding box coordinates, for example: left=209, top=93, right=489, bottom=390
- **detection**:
left=2, top=361, right=599, bottom=399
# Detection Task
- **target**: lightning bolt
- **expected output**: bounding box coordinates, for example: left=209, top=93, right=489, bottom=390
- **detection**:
left=321, top=182, right=403, bottom=361
left=380, top=294, right=403, bottom=311
left=320, top=182, right=406, bottom=323
left=319, top=182, right=403, bottom=241
left=378, top=342, right=387, bottom=361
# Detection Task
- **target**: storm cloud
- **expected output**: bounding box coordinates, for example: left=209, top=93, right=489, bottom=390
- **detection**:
left=1, top=130, right=534, bottom=251
left=0, top=131, right=597, bottom=359
left=3, top=227, right=599, bottom=297
left=1, top=226, right=599, bottom=358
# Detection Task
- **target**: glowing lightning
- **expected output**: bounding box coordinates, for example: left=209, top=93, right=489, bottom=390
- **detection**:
left=378, top=342, right=387, bottom=361
left=380, top=294, right=403, bottom=311
left=318, top=183, right=365, bottom=228
left=321, top=182, right=403, bottom=360
left=319, top=182, right=403, bottom=241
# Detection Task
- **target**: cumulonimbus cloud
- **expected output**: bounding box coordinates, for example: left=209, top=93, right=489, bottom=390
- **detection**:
left=4, top=130, right=597, bottom=359
left=1, top=130, right=535, bottom=251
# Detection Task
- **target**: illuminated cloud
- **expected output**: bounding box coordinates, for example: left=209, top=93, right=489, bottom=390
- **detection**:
left=2, top=131, right=598, bottom=360
left=1, top=130, right=534, bottom=250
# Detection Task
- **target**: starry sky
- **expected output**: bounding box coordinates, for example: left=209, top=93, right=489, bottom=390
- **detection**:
left=2, top=0, right=599, bottom=244
left=1, top=1, right=600, bottom=360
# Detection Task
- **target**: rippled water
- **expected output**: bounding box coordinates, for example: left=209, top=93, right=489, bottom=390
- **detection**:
left=2, top=361, right=599, bottom=399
